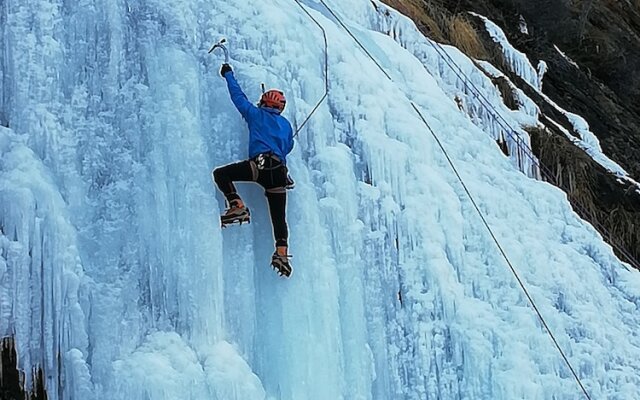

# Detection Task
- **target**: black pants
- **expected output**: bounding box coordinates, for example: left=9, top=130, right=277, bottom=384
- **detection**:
left=213, top=156, right=288, bottom=247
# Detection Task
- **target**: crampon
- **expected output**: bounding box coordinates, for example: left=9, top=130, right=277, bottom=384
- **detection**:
left=271, top=252, right=292, bottom=277
left=220, top=205, right=250, bottom=228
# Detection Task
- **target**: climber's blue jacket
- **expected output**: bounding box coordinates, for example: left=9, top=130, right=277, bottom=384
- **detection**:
left=224, top=71, right=293, bottom=164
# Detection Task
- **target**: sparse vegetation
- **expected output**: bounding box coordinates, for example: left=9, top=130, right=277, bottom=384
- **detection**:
left=447, top=14, right=490, bottom=59
left=380, top=0, right=446, bottom=40
left=487, top=75, right=519, bottom=110
left=528, top=125, right=640, bottom=267
left=381, top=0, right=491, bottom=60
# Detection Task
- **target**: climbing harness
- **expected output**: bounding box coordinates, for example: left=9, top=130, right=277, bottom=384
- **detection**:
left=313, top=1, right=593, bottom=398
left=254, top=153, right=282, bottom=171
left=252, top=153, right=295, bottom=191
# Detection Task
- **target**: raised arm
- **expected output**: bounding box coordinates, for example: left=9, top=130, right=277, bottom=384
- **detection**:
left=222, top=67, right=257, bottom=120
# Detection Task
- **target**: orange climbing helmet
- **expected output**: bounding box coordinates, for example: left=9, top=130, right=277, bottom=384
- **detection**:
left=259, top=89, right=286, bottom=112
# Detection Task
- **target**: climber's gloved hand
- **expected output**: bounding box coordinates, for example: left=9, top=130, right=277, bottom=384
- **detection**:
left=220, top=63, right=232, bottom=77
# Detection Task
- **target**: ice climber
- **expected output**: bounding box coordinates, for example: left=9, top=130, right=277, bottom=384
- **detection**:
left=212, top=63, right=294, bottom=277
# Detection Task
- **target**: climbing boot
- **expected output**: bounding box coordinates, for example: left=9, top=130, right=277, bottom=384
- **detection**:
left=220, top=199, right=250, bottom=228
left=271, top=246, right=292, bottom=277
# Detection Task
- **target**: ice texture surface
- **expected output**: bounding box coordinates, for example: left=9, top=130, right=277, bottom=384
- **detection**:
left=2, top=1, right=640, bottom=399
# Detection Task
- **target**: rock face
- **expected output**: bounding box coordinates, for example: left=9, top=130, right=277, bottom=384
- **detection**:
left=1, top=338, right=48, bottom=400
left=387, top=0, right=640, bottom=268
left=457, top=0, right=640, bottom=178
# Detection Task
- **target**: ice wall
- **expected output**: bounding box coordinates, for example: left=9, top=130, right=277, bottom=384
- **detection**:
left=0, top=126, right=89, bottom=400
left=2, top=0, right=640, bottom=399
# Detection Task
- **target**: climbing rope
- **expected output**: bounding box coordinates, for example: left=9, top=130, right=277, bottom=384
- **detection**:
left=425, top=37, right=640, bottom=271
left=316, top=1, right=592, bottom=398
left=292, top=0, right=329, bottom=137
left=429, top=41, right=540, bottom=168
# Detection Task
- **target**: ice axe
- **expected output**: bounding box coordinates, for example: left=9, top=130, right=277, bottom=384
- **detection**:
left=208, top=38, right=230, bottom=63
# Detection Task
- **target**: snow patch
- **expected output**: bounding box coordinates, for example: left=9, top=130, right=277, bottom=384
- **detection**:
left=470, top=12, right=541, bottom=90
left=112, top=333, right=265, bottom=400
left=554, top=45, right=580, bottom=69
left=518, top=15, right=529, bottom=35
left=541, top=92, right=640, bottom=191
